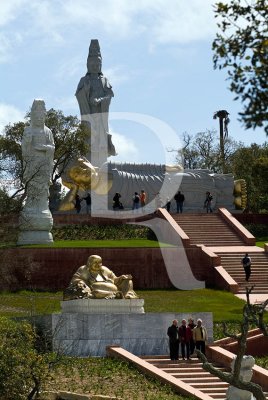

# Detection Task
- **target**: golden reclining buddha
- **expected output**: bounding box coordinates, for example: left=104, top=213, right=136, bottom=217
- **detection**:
left=59, top=158, right=247, bottom=212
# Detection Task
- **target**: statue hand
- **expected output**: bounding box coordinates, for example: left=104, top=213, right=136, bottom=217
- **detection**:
left=90, top=98, right=101, bottom=106
left=120, top=274, right=132, bottom=280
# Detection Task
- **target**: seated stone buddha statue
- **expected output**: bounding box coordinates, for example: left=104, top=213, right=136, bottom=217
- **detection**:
left=63, top=254, right=138, bottom=300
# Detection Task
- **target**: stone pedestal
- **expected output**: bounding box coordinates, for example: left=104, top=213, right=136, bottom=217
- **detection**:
left=17, top=210, right=53, bottom=245
left=51, top=309, right=213, bottom=357
left=61, top=299, right=145, bottom=314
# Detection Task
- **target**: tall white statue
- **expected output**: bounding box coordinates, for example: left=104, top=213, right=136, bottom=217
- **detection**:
left=17, top=99, right=55, bottom=245
left=75, top=39, right=116, bottom=166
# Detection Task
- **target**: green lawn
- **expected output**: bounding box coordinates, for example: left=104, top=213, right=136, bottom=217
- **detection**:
left=19, top=239, right=173, bottom=248
left=256, top=236, right=268, bottom=248
left=0, top=289, right=248, bottom=322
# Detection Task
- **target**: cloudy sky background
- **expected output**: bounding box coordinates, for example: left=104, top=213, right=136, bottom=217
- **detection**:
left=0, top=0, right=267, bottom=165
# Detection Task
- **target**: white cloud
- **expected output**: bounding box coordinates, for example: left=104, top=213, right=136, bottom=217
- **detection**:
left=150, top=1, right=215, bottom=44
left=55, top=56, right=84, bottom=80
left=0, top=0, right=216, bottom=53
left=51, top=95, right=78, bottom=115
left=103, top=66, right=129, bottom=87
left=111, top=130, right=139, bottom=162
left=0, top=0, right=27, bottom=27
left=0, top=103, right=25, bottom=134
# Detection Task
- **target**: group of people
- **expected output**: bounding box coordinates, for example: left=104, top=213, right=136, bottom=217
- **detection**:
left=167, top=318, right=208, bottom=361
left=77, top=189, right=214, bottom=214
left=112, top=189, right=147, bottom=211
left=74, top=193, right=91, bottom=214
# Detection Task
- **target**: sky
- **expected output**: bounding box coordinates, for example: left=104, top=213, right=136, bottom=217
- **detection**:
left=0, top=0, right=267, bottom=166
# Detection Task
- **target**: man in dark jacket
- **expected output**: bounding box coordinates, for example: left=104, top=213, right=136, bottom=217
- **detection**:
left=174, top=191, right=185, bottom=213
left=241, top=253, right=252, bottom=281
left=167, top=319, right=179, bottom=361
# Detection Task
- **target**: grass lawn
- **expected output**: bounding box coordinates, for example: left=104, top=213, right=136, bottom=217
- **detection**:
left=138, top=289, right=247, bottom=321
left=0, top=288, right=248, bottom=322
left=19, top=239, right=173, bottom=248
left=256, top=236, right=268, bottom=248
left=47, top=357, right=195, bottom=400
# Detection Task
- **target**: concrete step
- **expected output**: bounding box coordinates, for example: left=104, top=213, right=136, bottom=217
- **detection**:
left=215, top=251, right=268, bottom=293
left=173, top=212, right=248, bottom=246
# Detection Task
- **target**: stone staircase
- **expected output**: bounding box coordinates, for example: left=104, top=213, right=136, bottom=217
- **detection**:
left=142, top=355, right=230, bottom=399
left=216, top=251, right=268, bottom=294
left=173, top=213, right=246, bottom=246
left=107, top=346, right=268, bottom=400
left=141, top=355, right=268, bottom=400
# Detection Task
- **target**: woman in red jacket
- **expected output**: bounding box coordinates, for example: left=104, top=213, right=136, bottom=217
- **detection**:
left=178, top=319, right=193, bottom=360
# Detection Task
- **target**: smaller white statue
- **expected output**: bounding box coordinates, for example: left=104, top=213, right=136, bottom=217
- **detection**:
left=17, top=99, right=55, bottom=245
left=227, top=355, right=256, bottom=400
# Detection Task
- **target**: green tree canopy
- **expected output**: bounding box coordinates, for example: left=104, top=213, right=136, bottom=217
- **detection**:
left=230, top=142, right=268, bottom=211
left=176, top=130, right=240, bottom=173
left=0, top=109, right=89, bottom=199
left=212, top=0, right=268, bottom=133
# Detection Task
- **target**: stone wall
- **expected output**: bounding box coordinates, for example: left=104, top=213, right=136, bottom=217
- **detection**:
left=5, top=247, right=175, bottom=290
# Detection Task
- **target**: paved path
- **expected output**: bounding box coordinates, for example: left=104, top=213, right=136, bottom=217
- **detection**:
left=236, top=293, right=268, bottom=305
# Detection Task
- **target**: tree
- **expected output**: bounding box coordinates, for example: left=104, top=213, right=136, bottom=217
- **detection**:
left=212, top=0, right=268, bottom=134
left=176, top=130, right=240, bottom=173
left=230, top=142, right=268, bottom=211
left=213, top=110, right=230, bottom=173
left=0, top=109, right=89, bottom=200
left=198, top=287, right=268, bottom=400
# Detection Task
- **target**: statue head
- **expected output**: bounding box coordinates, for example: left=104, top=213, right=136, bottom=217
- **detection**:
left=87, top=255, right=102, bottom=272
left=67, top=159, right=99, bottom=190
left=87, top=56, right=102, bottom=74
left=31, top=99, right=46, bottom=128
left=87, top=39, right=102, bottom=74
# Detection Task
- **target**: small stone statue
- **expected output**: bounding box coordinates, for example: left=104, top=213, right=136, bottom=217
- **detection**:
left=63, top=254, right=138, bottom=300
left=17, top=99, right=55, bottom=245
left=75, top=39, right=116, bottom=166
left=226, top=355, right=256, bottom=400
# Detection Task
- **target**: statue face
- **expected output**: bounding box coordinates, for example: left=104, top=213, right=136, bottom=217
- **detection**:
left=69, top=167, right=91, bottom=186
left=87, top=56, right=102, bottom=74
left=88, top=255, right=102, bottom=273
left=31, top=108, right=46, bottom=128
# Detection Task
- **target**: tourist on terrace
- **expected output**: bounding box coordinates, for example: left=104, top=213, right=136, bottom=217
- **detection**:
left=193, top=318, right=208, bottom=356
left=167, top=319, right=179, bottom=361
left=174, top=191, right=185, bottom=213
left=178, top=319, right=192, bottom=360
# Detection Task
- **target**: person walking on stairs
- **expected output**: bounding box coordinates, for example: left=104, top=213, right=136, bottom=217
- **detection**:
left=241, top=253, right=252, bottom=281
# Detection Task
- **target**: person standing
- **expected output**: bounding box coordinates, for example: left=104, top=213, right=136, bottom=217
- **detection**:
left=74, top=194, right=82, bottom=214
left=193, top=318, right=208, bottom=356
left=174, top=191, right=185, bottom=213
left=83, top=192, right=91, bottom=214
left=140, top=190, right=146, bottom=211
left=113, top=192, right=122, bottom=210
left=132, top=192, right=140, bottom=211
left=167, top=319, right=179, bottom=361
left=241, top=253, right=252, bottom=281
left=204, top=191, right=213, bottom=213
left=178, top=319, right=192, bottom=360
left=188, top=317, right=196, bottom=355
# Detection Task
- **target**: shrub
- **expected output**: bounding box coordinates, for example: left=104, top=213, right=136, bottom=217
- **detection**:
left=245, top=224, right=268, bottom=237
left=0, top=317, right=48, bottom=400
left=52, top=224, right=155, bottom=241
